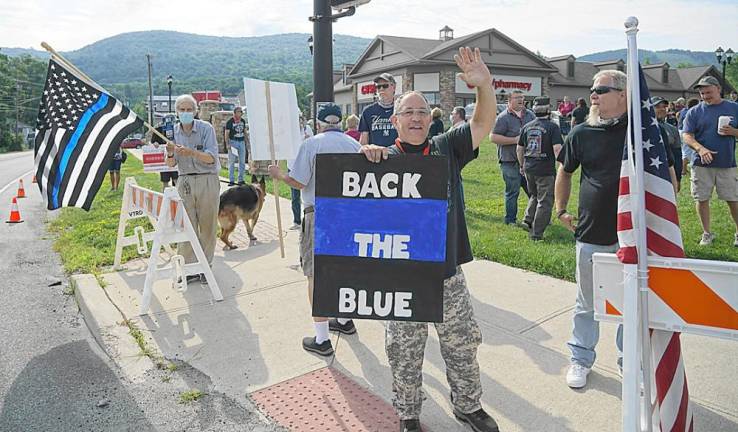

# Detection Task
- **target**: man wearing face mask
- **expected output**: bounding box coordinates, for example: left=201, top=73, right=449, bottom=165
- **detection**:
left=165, top=94, right=221, bottom=283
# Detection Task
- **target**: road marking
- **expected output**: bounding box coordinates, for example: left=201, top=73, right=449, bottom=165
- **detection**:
left=0, top=170, right=34, bottom=197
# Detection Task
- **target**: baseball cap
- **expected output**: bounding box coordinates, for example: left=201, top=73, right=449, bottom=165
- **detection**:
left=693, top=76, right=720, bottom=89
left=650, top=96, right=667, bottom=106
left=373, top=73, right=396, bottom=84
left=675, top=97, right=686, bottom=104
left=317, top=103, right=342, bottom=124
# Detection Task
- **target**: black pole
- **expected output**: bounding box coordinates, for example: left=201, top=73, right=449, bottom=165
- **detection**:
left=168, top=80, right=172, bottom=113
left=312, top=0, right=334, bottom=127
left=721, top=62, right=726, bottom=98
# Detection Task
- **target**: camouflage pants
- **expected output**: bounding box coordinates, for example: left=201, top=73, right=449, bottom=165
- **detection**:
left=385, top=267, right=483, bottom=420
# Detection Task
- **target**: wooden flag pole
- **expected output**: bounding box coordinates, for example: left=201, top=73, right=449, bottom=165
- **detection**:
left=41, top=42, right=172, bottom=146
left=264, top=81, right=286, bottom=258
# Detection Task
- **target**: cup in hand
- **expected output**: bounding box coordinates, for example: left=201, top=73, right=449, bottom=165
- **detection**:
left=718, top=116, right=733, bottom=135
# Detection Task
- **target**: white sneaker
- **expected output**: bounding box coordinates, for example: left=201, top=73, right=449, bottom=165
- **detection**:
left=699, top=232, right=715, bottom=246
left=289, top=223, right=300, bottom=231
left=566, top=363, right=591, bottom=388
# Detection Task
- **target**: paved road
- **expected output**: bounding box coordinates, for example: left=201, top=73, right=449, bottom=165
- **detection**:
left=0, top=151, right=282, bottom=431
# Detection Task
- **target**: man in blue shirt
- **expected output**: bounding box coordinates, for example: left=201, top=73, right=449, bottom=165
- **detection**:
left=682, top=76, right=738, bottom=247
left=359, top=73, right=398, bottom=147
left=268, top=103, right=362, bottom=357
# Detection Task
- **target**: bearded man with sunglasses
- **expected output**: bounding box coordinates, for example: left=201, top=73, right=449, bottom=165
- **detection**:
left=359, top=73, right=399, bottom=147
left=361, top=47, right=498, bottom=432
left=554, top=70, right=629, bottom=389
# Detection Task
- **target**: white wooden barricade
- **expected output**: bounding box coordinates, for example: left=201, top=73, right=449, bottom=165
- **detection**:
left=114, top=177, right=223, bottom=315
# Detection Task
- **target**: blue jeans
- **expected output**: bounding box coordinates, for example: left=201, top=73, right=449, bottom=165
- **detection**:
left=291, top=187, right=301, bottom=224
left=228, top=139, right=246, bottom=183
left=500, top=162, right=522, bottom=224
left=568, top=241, right=623, bottom=368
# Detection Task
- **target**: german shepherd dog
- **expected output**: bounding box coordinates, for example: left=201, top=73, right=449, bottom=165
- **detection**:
left=218, top=175, right=266, bottom=250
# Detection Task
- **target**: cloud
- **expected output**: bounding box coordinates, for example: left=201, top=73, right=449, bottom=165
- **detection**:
left=2, top=0, right=736, bottom=57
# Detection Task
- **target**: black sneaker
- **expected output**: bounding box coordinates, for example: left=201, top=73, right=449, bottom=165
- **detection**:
left=228, top=182, right=236, bottom=186
left=453, top=408, right=499, bottom=432
left=520, top=220, right=532, bottom=231
left=400, top=419, right=422, bottom=432
left=302, top=336, right=334, bottom=356
left=328, top=318, right=356, bottom=335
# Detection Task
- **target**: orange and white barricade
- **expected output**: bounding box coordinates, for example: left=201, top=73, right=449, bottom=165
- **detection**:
left=594, top=253, right=738, bottom=340
left=114, top=177, right=223, bottom=315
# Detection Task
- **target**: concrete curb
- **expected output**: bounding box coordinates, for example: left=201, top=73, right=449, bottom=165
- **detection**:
left=72, top=273, right=155, bottom=382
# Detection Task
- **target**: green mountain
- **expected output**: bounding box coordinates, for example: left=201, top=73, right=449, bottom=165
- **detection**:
left=2, top=31, right=371, bottom=109
left=578, top=49, right=720, bottom=68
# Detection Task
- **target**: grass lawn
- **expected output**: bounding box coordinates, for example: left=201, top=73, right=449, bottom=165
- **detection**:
left=463, top=140, right=738, bottom=281
left=49, top=145, right=737, bottom=279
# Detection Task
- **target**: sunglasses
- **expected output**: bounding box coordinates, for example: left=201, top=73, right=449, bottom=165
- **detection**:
left=375, top=83, right=391, bottom=90
left=590, top=85, right=622, bottom=95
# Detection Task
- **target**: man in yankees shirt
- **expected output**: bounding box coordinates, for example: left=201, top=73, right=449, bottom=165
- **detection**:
left=361, top=47, right=498, bottom=432
left=359, top=72, right=399, bottom=146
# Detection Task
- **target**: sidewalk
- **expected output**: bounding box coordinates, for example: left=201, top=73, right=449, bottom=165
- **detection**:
left=82, top=158, right=738, bottom=431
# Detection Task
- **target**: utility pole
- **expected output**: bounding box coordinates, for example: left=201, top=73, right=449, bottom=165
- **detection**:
left=146, top=54, right=154, bottom=125
left=310, top=0, right=363, bottom=123
left=15, top=70, right=20, bottom=134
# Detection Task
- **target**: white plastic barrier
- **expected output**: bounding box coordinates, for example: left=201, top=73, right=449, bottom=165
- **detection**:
left=114, top=177, right=223, bottom=315
left=594, top=253, right=738, bottom=340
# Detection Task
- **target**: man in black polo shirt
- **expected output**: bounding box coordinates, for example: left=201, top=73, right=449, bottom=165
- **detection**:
left=555, top=70, right=628, bottom=389
left=151, top=115, right=179, bottom=191
left=517, top=97, right=563, bottom=240
left=361, top=47, right=499, bottom=432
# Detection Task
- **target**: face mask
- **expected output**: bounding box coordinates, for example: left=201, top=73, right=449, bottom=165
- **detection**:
left=178, top=112, right=194, bottom=125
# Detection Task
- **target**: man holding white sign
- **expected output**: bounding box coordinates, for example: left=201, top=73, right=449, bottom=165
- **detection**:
left=268, top=103, right=361, bottom=356
left=361, top=47, right=498, bottom=432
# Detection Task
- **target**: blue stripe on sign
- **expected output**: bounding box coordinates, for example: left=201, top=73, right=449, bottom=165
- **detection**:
left=314, top=197, right=447, bottom=262
left=52, top=93, right=110, bottom=208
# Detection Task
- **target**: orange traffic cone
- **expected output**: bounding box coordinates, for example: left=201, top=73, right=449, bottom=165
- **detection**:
left=16, top=179, right=26, bottom=198
left=32, top=175, right=37, bottom=184
left=5, top=197, right=24, bottom=224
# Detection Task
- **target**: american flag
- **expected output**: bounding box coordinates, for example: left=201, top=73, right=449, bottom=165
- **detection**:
left=616, top=65, right=693, bottom=432
left=34, top=58, right=143, bottom=210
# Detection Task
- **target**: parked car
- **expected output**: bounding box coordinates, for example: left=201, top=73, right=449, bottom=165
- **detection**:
left=121, top=137, right=143, bottom=149
left=464, top=103, right=507, bottom=121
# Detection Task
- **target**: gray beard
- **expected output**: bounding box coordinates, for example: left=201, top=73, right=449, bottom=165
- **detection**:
left=587, top=105, right=621, bottom=127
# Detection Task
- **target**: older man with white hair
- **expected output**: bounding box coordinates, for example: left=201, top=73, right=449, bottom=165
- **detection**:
left=165, top=94, right=220, bottom=283
left=554, top=70, right=629, bottom=389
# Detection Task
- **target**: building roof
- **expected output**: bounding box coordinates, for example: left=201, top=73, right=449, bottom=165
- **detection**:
left=378, top=35, right=440, bottom=60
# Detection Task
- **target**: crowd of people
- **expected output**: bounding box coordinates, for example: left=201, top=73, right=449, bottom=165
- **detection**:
left=149, top=45, right=737, bottom=432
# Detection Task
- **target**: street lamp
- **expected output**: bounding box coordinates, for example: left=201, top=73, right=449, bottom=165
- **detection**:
left=715, top=46, right=734, bottom=98
left=166, top=75, right=173, bottom=113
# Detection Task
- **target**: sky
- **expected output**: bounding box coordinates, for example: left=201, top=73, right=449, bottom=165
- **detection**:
left=2, top=0, right=737, bottom=57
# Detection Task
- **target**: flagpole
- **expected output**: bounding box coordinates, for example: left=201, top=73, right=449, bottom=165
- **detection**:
left=624, top=17, right=655, bottom=432
left=41, top=42, right=172, bottom=146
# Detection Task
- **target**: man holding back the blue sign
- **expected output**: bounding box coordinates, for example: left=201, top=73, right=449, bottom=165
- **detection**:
left=362, top=47, right=498, bottom=432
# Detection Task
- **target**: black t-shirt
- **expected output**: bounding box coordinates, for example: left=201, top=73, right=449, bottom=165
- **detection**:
left=557, top=119, right=627, bottom=245
left=572, top=106, right=587, bottom=124
left=359, top=102, right=397, bottom=147
left=517, top=117, right=563, bottom=176
left=225, top=117, right=246, bottom=141
left=387, top=123, right=478, bottom=278
left=429, top=118, right=445, bottom=138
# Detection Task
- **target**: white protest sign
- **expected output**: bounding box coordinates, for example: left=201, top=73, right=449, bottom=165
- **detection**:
left=243, top=78, right=302, bottom=161
left=141, top=145, right=177, bottom=173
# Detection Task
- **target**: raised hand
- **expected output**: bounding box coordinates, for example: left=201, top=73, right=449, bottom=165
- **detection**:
left=454, top=47, right=492, bottom=89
